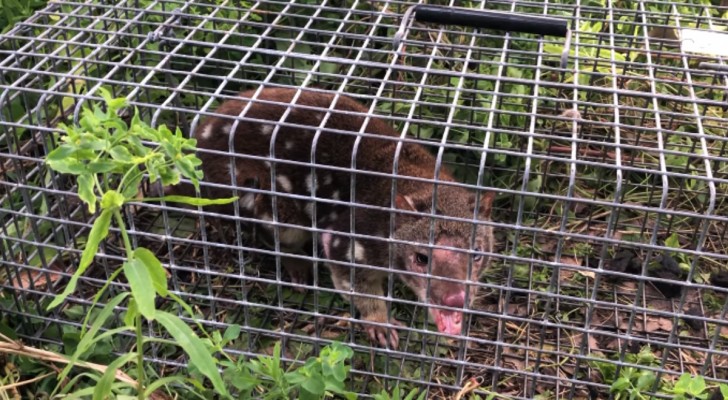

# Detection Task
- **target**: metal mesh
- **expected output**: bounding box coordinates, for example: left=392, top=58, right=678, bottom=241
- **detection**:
left=1, top=0, right=727, bottom=398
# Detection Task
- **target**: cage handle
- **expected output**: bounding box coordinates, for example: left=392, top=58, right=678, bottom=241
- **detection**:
left=394, top=5, right=571, bottom=68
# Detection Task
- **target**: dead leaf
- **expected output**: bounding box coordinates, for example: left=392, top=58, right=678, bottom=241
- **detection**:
left=560, top=269, right=575, bottom=283
left=658, top=317, right=674, bottom=331
left=334, top=313, right=351, bottom=328
left=578, top=269, right=596, bottom=279
left=501, top=345, right=525, bottom=372
left=643, top=317, right=673, bottom=333
left=561, top=256, right=581, bottom=266
left=301, top=323, right=315, bottom=334
left=720, top=325, right=728, bottom=338
left=506, top=303, right=523, bottom=316
left=321, top=329, right=346, bottom=339
left=12, top=263, right=64, bottom=290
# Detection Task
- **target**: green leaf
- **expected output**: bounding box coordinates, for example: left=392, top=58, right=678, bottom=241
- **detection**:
left=122, top=258, right=156, bottom=320
left=223, top=324, right=241, bottom=343
left=224, top=366, right=259, bottom=392
left=47, top=208, right=113, bottom=310
left=688, top=376, right=706, bottom=396
left=123, top=299, right=137, bottom=327
left=77, top=174, right=97, bottom=214
left=101, top=190, right=125, bottom=209
left=720, top=385, right=728, bottom=398
left=47, top=144, right=78, bottom=161
left=301, top=376, right=325, bottom=396
left=121, top=170, right=144, bottom=200
left=154, top=311, right=228, bottom=397
left=144, top=376, right=186, bottom=398
left=92, top=353, right=136, bottom=400
left=675, top=373, right=692, bottom=391
left=47, top=158, right=86, bottom=175
left=636, top=371, right=656, bottom=391
left=86, top=160, right=118, bottom=174
left=332, top=363, right=347, bottom=382
left=98, top=87, right=128, bottom=112
left=78, top=137, right=109, bottom=152
left=144, top=195, right=239, bottom=206
left=611, top=377, right=630, bottom=392
left=285, top=371, right=307, bottom=385
left=320, top=62, right=339, bottom=75
left=665, top=233, right=680, bottom=249
left=55, top=292, right=129, bottom=390
left=110, top=146, right=133, bottom=163
left=133, top=247, right=168, bottom=296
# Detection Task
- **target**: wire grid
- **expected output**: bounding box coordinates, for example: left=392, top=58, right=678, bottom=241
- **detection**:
left=1, top=0, right=728, bottom=398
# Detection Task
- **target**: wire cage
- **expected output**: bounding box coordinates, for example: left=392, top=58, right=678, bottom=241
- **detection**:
left=1, top=0, right=728, bottom=398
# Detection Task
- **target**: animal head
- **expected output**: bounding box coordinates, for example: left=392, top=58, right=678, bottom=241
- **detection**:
left=392, top=185, right=495, bottom=336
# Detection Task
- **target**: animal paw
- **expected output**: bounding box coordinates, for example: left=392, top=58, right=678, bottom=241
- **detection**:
left=282, top=258, right=311, bottom=293
left=363, top=317, right=403, bottom=349
left=286, top=268, right=310, bottom=293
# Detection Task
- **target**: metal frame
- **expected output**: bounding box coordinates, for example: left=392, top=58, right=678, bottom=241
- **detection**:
left=1, top=0, right=727, bottom=398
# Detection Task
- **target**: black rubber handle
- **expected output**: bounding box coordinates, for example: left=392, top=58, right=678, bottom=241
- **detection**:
left=413, top=5, right=568, bottom=37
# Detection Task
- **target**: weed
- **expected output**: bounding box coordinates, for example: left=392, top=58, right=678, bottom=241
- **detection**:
left=3, top=90, right=429, bottom=399
left=43, top=89, right=237, bottom=398
left=592, top=346, right=728, bottom=400
left=0, top=0, right=46, bottom=34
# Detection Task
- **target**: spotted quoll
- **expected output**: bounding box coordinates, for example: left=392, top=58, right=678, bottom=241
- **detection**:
left=164, top=87, right=495, bottom=349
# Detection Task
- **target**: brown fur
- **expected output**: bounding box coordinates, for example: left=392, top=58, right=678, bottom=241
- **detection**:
left=165, top=87, right=495, bottom=349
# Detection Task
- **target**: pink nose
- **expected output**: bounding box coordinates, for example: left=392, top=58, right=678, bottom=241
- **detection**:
left=442, top=292, right=465, bottom=308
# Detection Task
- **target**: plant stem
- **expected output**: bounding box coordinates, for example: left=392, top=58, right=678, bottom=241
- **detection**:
left=113, top=209, right=134, bottom=258
left=113, top=209, right=143, bottom=398
left=136, top=313, right=145, bottom=400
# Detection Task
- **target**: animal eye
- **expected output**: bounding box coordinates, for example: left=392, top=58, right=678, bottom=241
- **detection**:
left=473, top=248, right=483, bottom=261
left=415, top=253, right=429, bottom=265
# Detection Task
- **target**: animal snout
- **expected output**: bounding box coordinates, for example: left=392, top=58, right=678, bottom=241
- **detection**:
left=442, top=291, right=465, bottom=308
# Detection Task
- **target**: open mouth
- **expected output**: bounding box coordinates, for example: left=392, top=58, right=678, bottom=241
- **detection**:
left=430, top=308, right=463, bottom=335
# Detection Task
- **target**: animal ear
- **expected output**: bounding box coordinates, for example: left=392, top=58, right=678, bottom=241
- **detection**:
left=474, top=191, right=495, bottom=218
left=395, top=194, right=418, bottom=212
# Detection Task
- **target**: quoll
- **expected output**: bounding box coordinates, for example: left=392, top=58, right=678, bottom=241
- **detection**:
left=165, top=87, right=495, bottom=349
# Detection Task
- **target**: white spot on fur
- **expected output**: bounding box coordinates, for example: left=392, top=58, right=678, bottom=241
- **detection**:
left=347, top=241, right=365, bottom=262
left=304, top=202, right=314, bottom=217
left=333, top=238, right=341, bottom=248
left=305, top=174, right=318, bottom=193
left=259, top=213, right=274, bottom=230
left=221, top=123, right=232, bottom=135
left=331, top=270, right=352, bottom=297
left=315, top=113, right=324, bottom=122
left=260, top=124, right=273, bottom=135
left=276, top=175, right=292, bottom=192
left=323, top=174, right=333, bottom=185
left=264, top=161, right=272, bottom=169
left=328, top=211, right=338, bottom=221
left=285, top=141, right=294, bottom=150
left=331, top=190, right=340, bottom=200
left=322, top=232, right=333, bottom=258
left=198, top=124, right=212, bottom=139
left=239, top=193, right=255, bottom=210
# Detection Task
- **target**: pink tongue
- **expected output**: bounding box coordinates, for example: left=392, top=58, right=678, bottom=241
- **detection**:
left=435, top=310, right=463, bottom=334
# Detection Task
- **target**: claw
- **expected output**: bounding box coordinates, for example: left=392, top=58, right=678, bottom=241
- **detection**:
left=364, top=318, right=402, bottom=350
